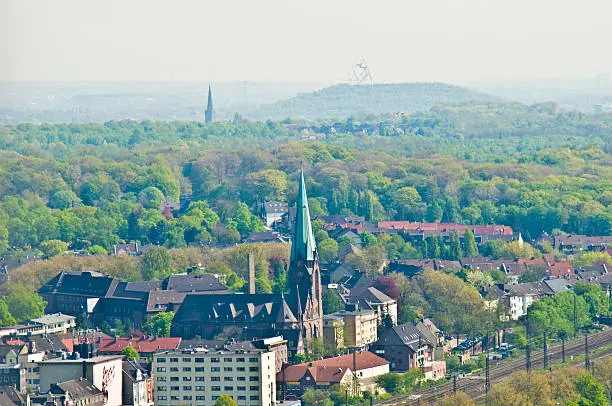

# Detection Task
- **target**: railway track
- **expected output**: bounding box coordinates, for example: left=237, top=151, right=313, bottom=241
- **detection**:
left=376, top=327, right=612, bottom=406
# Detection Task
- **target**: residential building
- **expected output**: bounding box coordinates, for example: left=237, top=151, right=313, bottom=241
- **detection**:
left=503, top=282, right=554, bottom=320
left=371, top=323, right=437, bottom=373
left=152, top=342, right=276, bottom=406
left=122, top=360, right=154, bottom=406
left=262, top=202, right=289, bottom=227
left=554, top=235, right=612, bottom=254
left=327, top=310, right=378, bottom=349
left=0, top=365, right=25, bottom=393
left=278, top=351, right=389, bottom=396
left=348, top=287, right=398, bottom=325
left=38, top=355, right=124, bottom=406
left=29, top=313, right=76, bottom=335
left=49, top=379, right=106, bottom=405
left=322, top=314, right=344, bottom=348
left=97, top=336, right=181, bottom=357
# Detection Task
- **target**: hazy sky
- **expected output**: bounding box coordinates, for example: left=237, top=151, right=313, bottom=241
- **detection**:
left=1, top=0, right=611, bottom=84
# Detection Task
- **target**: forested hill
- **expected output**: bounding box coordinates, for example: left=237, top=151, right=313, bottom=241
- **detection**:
left=246, top=83, right=501, bottom=120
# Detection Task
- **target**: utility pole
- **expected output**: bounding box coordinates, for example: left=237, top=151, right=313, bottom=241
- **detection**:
left=543, top=330, right=548, bottom=370
left=525, top=311, right=531, bottom=372
left=453, top=374, right=457, bottom=394
left=562, top=336, right=566, bottom=363
left=584, top=333, right=590, bottom=370
left=574, top=292, right=578, bottom=338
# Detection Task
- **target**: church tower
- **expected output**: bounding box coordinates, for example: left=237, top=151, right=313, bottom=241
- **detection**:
left=205, top=85, right=214, bottom=124
left=287, top=169, right=323, bottom=340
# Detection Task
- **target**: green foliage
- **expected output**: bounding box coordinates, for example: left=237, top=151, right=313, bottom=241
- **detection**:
left=213, top=394, right=238, bottom=406
left=233, top=202, right=265, bottom=235
left=122, top=346, right=140, bottom=360
left=1, top=288, right=46, bottom=322
left=462, top=228, right=478, bottom=258
left=143, top=311, right=174, bottom=337
left=39, top=239, right=68, bottom=259
left=318, top=238, right=339, bottom=263
left=374, top=370, right=424, bottom=395
left=322, top=289, right=344, bottom=314
left=0, top=300, right=16, bottom=327
left=140, top=246, right=173, bottom=280
left=50, top=190, right=80, bottom=210
left=138, top=186, right=165, bottom=209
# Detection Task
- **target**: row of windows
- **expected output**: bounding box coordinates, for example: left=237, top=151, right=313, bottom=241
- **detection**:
left=158, top=376, right=258, bottom=382
left=156, top=366, right=258, bottom=373
left=157, top=357, right=259, bottom=363
left=157, top=385, right=259, bottom=392
left=158, top=395, right=259, bottom=402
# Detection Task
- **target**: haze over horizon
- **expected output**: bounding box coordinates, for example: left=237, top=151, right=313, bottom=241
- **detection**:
left=1, top=0, right=611, bottom=85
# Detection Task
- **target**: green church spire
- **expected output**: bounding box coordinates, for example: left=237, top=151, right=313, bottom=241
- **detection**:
left=290, top=169, right=317, bottom=265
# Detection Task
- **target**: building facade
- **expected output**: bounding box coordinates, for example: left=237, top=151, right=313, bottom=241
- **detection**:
left=152, top=344, right=276, bottom=406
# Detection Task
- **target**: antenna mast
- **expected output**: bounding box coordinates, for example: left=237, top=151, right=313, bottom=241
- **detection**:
left=349, top=58, right=373, bottom=86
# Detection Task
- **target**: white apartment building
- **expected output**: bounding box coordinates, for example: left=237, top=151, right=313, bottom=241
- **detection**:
left=153, top=343, right=276, bottom=406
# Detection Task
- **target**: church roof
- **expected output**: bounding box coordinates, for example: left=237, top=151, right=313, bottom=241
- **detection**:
left=290, top=169, right=317, bottom=265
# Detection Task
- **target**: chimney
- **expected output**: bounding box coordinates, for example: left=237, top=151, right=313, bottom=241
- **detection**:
left=82, top=360, right=87, bottom=379
left=248, top=254, right=256, bottom=295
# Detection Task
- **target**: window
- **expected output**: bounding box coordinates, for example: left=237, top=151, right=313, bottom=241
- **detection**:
left=170, top=358, right=179, bottom=362
left=238, top=396, right=246, bottom=400
left=158, top=396, right=167, bottom=401
left=157, top=358, right=166, bottom=363
left=156, top=386, right=167, bottom=391
left=170, top=377, right=179, bottom=382
left=183, top=367, right=192, bottom=372
left=171, top=386, right=179, bottom=391
left=237, top=386, right=246, bottom=391
left=237, top=377, right=246, bottom=381
left=157, top=377, right=166, bottom=382
left=237, top=367, right=245, bottom=372
left=195, top=367, right=205, bottom=372
left=171, top=396, right=179, bottom=401
left=211, top=377, right=220, bottom=382
left=211, top=367, right=220, bottom=372
left=249, top=357, right=258, bottom=362
left=195, top=358, right=205, bottom=363
left=196, top=396, right=205, bottom=401
left=236, top=358, right=245, bottom=362
left=250, top=395, right=260, bottom=400
left=183, top=377, right=192, bottom=381
left=196, top=386, right=205, bottom=391
left=249, top=367, right=259, bottom=372
left=224, top=377, right=233, bottom=382
left=224, top=357, right=233, bottom=362
left=224, top=367, right=233, bottom=372
left=212, top=396, right=219, bottom=401
left=183, top=396, right=192, bottom=401
left=212, top=386, right=221, bottom=392
left=224, top=386, right=233, bottom=391
left=183, top=386, right=192, bottom=391
left=195, top=377, right=205, bottom=382
left=250, top=386, right=259, bottom=391
left=182, top=358, right=191, bottom=362
left=211, top=357, right=220, bottom=363
left=249, top=377, right=259, bottom=381
left=156, top=367, right=166, bottom=372
left=170, top=367, right=178, bottom=372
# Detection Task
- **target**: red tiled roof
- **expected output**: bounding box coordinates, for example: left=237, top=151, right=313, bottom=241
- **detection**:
left=548, top=261, right=575, bottom=278
left=98, top=337, right=181, bottom=354
left=277, top=365, right=350, bottom=384
left=298, top=351, right=388, bottom=371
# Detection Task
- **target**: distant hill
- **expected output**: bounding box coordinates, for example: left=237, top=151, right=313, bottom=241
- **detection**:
left=245, top=82, right=501, bottom=120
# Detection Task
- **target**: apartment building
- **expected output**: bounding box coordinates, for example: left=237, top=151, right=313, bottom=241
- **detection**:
left=153, top=342, right=276, bottom=406
left=327, top=310, right=378, bottom=349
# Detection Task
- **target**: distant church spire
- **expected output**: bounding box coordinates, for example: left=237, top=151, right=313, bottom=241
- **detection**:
left=290, top=169, right=317, bottom=265
left=205, top=85, right=214, bottom=124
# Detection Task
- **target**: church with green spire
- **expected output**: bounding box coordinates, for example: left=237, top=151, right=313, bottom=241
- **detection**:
left=171, top=169, right=324, bottom=353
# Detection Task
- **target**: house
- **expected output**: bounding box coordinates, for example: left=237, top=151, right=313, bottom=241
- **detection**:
left=113, top=243, right=140, bottom=256
left=554, top=235, right=612, bottom=254
left=322, top=314, right=345, bottom=348
left=29, top=313, right=76, bottom=335
left=377, top=222, right=515, bottom=245
left=452, top=335, right=483, bottom=363
left=502, top=281, right=554, bottom=320
left=262, top=202, right=289, bottom=227
left=49, top=379, right=106, bottom=406
left=460, top=257, right=507, bottom=272
left=348, top=287, right=398, bottom=325
left=122, top=360, right=154, bottom=406
left=277, top=364, right=356, bottom=398
left=371, top=323, right=435, bottom=372
left=278, top=351, right=389, bottom=397
left=245, top=231, right=286, bottom=244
